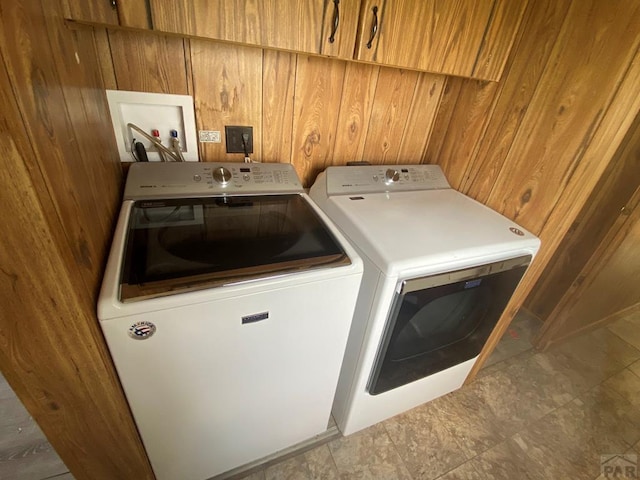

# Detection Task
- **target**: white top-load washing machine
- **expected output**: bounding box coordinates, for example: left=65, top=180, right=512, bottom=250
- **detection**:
left=98, top=162, right=362, bottom=480
left=310, top=164, right=540, bottom=435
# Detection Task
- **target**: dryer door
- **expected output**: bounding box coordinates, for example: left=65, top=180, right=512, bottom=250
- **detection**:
left=368, top=255, right=531, bottom=395
left=120, top=194, right=350, bottom=301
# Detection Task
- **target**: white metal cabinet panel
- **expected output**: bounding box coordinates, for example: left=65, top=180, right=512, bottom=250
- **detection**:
left=101, top=272, right=361, bottom=480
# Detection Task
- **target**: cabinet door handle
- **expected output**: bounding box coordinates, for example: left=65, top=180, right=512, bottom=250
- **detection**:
left=329, top=0, right=340, bottom=43
left=366, top=6, right=379, bottom=49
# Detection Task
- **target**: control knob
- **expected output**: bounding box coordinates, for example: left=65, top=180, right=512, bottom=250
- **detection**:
left=384, top=168, right=400, bottom=184
left=213, top=166, right=232, bottom=185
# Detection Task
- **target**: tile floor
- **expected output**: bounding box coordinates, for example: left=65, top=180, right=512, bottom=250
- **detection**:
left=237, top=310, right=640, bottom=480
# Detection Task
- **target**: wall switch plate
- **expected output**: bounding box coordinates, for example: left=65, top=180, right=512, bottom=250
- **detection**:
left=106, top=90, right=199, bottom=162
left=225, top=126, right=253, bottom=154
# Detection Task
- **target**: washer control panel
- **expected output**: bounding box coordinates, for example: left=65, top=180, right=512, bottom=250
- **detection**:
left=325, top=164, right=450, bottom=195
left=124, top=162, right=303, bottom=199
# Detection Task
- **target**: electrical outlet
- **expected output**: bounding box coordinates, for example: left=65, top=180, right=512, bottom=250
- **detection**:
left=106, top=90, right=198, bottom=162
left=225, top=126, right=253, bottom=154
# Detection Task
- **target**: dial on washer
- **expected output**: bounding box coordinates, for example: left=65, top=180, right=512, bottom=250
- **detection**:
left=385, top=168, right=400, bottom=184
left=213, top=167, right=232, bottom=184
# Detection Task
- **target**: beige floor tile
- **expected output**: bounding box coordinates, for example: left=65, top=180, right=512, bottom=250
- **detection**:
left=328, top=423, right=412, bottom=480
left=483, top=311, right=541, bottom=368
left=264, top=445, right=338, bottom=480
left=602, top=368, right=640, bottom=408
left=512, top=398, right=630, bottom=480
left=629, top=359, right=640, bottom=378
left=578, top=385, right=640, bottom=446
left=466, top=365, right=561, bottom=436
left=383, top=398, right=467, bottom=480
left=435, top=461, right=483, bottom=480
left=463, top=439, right=548, bottom=480
left=608, top=311, right=640, bottom=351
left=435, top=386, right=505, bottom=458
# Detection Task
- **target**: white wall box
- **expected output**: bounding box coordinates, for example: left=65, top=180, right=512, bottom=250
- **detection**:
left=106, top=90, right=199, bottom=162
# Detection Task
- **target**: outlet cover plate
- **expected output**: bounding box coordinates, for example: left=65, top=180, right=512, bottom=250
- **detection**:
left=106, top=90, right=199, bottom=162
left=225, top=125, right=253, bottom=154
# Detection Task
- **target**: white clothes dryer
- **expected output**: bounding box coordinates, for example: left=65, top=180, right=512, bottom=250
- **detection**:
left=310, top=164, right=540, bottom=435
left=98, top=162, right=362, bottom=480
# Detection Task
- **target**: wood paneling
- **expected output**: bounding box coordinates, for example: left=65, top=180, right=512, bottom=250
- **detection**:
left=109, top=30, right=189, bottom=94
left=191, top=40, right=263, bottom=161
left=61, top=0, right=119, bottom=25
left=333, top=61, right=379, bottom=162
left=424, top=76, right=498, bottom=189
left=462, top=0, right=572, bottom=203
left=117, top=0, right=151, bottom=29
left=483, top=0, right=640, bottom=233
left=262, top=50, right=296, bottom=163
left=472, top=0, right=529, bottom=81
left=527, top=111, right=640, bottom=323
left=0, top=0, right=121, bottom=296
left=150, top=0, right=328, bottom=56
left=535, top=186, right=640, bottom=348
left=361, top=68, right=419, bottom=163
left=0, top=1, right=154, bottom=478
left=291, top=55, right=346, bottom=185
left=356, top=0, right=526, bottom=81
left=464, top=1, right=640, bottom=381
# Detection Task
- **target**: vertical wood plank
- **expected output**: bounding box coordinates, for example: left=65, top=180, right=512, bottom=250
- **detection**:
left=423, top=77, right=497, bottom=188
left=526, top=110, right=640, bottom=322
left=467, top=15, right=640, bottom=383
left=484, top=0, right=640, bottom=233
left=290, top=55, right=346, bottom=186
left=0, top=134, right=152, bottom=480
left=0, top=1, right=154, bottom=478
left=332, top=62, right=379, bottom=164
left=190, top=40, right=263, bottom=162
left=93, top=29, right=117, bottom=90
left=117, top=0, right=151, bottom=28
left=262, top=50, right=296, bottom=163
left=61, top=0, right=119, bottom=24
left=462, top=0, right=572, bottom=202
left=536, top=187, right=640, bottom=346
left=151, top=0, right=325, bottom=55
left=0, top=0, right=121, bottom=293
left=108, top=30, right=189, bottom=94
left=472, top=0, right=529, bottom=81
left=397, top=72, right=445, bottom=162
left=320, top=0, right=362, bottom=59
left=361, top=68, right=419, bottom=164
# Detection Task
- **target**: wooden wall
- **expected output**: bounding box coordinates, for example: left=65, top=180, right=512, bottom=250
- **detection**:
left=528, top=110, right=640, bottom=348
left=100, top=30, right=446, bottom=186
left=0, top=1, right=154, bottom=479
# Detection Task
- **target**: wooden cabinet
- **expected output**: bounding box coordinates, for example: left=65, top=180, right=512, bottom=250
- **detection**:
left=62, top=0, right=151, bottom=28
left=149, top=0, right=361, bottom=60
left=68, top=0, right=526, bottom=80
left=355, top=0, right=528, bottom=80
left=62, top=0, right=120, bottom=25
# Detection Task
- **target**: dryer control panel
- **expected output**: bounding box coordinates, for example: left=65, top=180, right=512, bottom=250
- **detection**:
left=124, top=162, right=303, bottom=199
left=325, top=165, right=450, bottom=195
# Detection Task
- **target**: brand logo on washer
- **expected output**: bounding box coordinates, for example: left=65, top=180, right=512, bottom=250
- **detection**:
left=128, top=321, right=156, bottom=340
left=509, top=227, right=525, bottom=236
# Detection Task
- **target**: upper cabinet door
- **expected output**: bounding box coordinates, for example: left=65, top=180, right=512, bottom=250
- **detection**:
left=356, top=0, right=528, bottom=81
left=320, top=0, right=362, bottom=59
left=150, top=0, right=359, bottom=59
left=62, top=0, right=120, bottom=25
